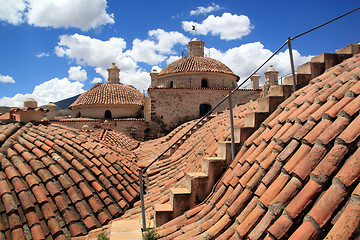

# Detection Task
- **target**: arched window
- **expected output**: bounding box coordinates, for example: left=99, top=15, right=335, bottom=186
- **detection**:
left=199, top=104, right=212, bottom=117
left=104, top=110, right=112, bottom=119
left=76, top=112, right=81, bottom=118
left=201, top=79, right=208, bottom=88
left=169, top=81, right=174, bottom=88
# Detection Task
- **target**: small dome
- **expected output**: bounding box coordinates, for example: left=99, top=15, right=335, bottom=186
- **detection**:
left=159, top=56, right=239, bottom=80
left=108, top=62, right=119, bottom=70
left=46, top=102, right=57, bottom=108
left=69, top=83, right=143, bottom=109
left=192, top=37, right=201, bottom=42
left=24, top=98, right=38, bottom=108
left=266, top=65, right=278, bottom=72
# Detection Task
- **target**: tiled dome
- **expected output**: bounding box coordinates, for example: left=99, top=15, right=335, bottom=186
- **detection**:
left=69, top=83, right=143, bottom=109
left=0, top=122, right=140, bottom=239
left=158, top=56, right=239, bottom=80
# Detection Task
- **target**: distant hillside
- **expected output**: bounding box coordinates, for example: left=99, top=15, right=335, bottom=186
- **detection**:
left=0, top=107, right=11, bottom=114
left=53, top=94, right=80, bottom=110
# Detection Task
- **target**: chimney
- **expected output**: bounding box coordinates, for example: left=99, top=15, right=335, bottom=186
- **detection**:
left=11, top=98, right=48, bottom=123
left=265, top=65, right=279, bottom=86
left=107, top=62, right=120, bottom=83
left=251, top=73, right=260, bottom=89
left=188, top=37, right=204, bottom=57
left=150, top=68, right=159, bottom=87
left=46, top=102, right=57, bottom=120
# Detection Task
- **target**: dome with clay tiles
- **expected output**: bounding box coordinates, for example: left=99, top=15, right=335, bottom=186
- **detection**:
left=69, top=63, right=143, bottom=109
left=68, top=83, right=143, bottom=109
left=158, top=56, right=239, bottom=80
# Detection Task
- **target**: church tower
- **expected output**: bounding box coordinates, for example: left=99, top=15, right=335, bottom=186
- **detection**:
left=188, top=37, right=204, bottom=57
left=107, top=62, right=120, bottom=83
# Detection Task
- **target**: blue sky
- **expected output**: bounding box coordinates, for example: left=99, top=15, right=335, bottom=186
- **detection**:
left=0, top=0, right=359, bottom=107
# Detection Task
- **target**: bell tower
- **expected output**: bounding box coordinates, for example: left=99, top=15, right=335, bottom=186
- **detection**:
left=107, top=62, right=120, bottom=83
left=188, top=37, right=204, bottom=57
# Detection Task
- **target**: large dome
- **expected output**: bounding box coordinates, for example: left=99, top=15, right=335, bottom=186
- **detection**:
left=69, top=82, right=143, bottom=109
left=158, top=56, right=239, bottom=80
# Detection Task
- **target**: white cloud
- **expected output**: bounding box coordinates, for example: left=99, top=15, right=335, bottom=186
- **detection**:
left=0, top=0, right=26, bottom=24
left=0, top=74, right=15, bottom=83
left=190, top=3, right=222, bottom=16
left=208, top=42, right=313, bottom=86
left=183, top=13, right=253, bottom=40
left=0, top=0, right=114, bottom=31
left=25, top=0, right=114, bottom=31
left=125, top=29, right=189, bottom=65
left=68, top=66, right=87, bottom=82
left=166, top=55, right=181, bottom=65
left=36, top=52, right=49, bottom=58
left=0, top=78, right=84, bottom=107
left=91, top=77, right=103, bottom=83
left=55, top=34, right=132, bottom=70
left=120, top=70, right=150, bottom=93
left=55, top=31, right=189, bottom=91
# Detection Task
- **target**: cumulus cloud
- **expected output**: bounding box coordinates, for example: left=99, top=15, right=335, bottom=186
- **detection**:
left=0, top=74, right=16, bottom=83
left=55, top=30, right=189, bottom=91
left=208, top=42, right=312, bottom=86
left=125, top=29, right=189, bottom=65
left=0, top=78, right=84, bottom=107
left=91, top=77, right=103, bottom=84
left=55, top=34, right=132, bottom=70
left=36, top=52, right=49, bottom=58
left=183, top=13, right=253, bottom=40
left=68, top=66, right=87, bottom=82
left=0, top=0, right=26, bottom=24
left=0, top=0, right=114, bottom=31
left=190, top=3, right=222, bottom=16
left=166, top=55, right=181, bottom=65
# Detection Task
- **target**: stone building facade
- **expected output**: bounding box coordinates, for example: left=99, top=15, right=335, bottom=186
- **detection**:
left=149, top=37, right=261, bottom=131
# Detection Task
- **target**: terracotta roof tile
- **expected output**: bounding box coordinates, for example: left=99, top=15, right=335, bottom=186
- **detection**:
left=0, top=122, right=140, bottom=239
left=158, top=56, right=238, bottom=79
left=152, top=53, right=360, bottom=239
left=69, top=83, right=143, bottom=109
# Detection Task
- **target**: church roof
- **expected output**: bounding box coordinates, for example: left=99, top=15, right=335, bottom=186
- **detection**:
left=152, top=53, right=360, bottom=239
left=68, top=83, right=143, bottom=109
left=158, top=56, right=240, bottom=80
left=0, top=122, right=140, bottom=239
left=90, top=129, right=140, bottom=151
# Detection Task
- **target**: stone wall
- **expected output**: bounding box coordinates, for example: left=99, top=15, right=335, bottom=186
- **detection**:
left=70, top=105, right=142, bottom=119
left=53, top=119, right=146, bottom=140
left=148, top=88, right=261, bottom=131
left=152, top=72, right=238, bottom=89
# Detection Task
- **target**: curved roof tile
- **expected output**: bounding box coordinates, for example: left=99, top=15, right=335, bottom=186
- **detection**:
left=0, top=123, right=140, bottom=239
left=153, top=53, right=360, bottom=239
left=158, top=56, right=239, bottom=79
left=69, top=83, right=143, bottom=109
left=119, top=102, right=257, bottom=220
left=90, top=129, right=140, bottom=151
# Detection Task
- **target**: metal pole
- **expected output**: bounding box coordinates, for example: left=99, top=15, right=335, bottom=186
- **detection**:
left=139, top=169, right=146, bottom=232
left=228, top=90, right=235, bottom=162
left=287, top=37, right=297, bottom=92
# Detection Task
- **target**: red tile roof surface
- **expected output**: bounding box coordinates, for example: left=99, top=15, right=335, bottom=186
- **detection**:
left=0, top=112, right=20, bottom=121
left=120, top=102, right=257, bottom=220
left=90, top=129, right=140, bottom=151
left=0, top=123, right=140, bottom=239
left=2, top=51, right=360, bottom=240
left=158, top=56, right=239, bottom=79
left=151, top=53, right=360, bottom=239
left=69, top=83, right=143, bottom=109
